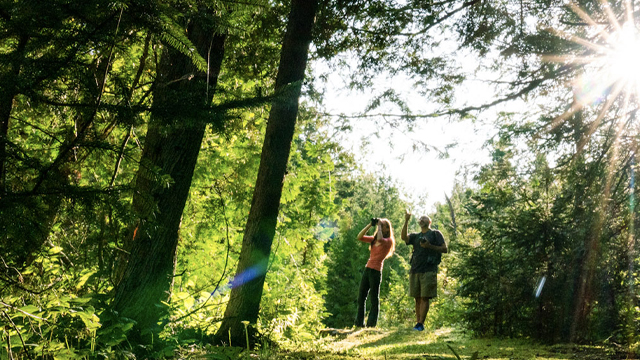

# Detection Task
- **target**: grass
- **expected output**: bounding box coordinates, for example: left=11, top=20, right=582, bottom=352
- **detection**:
left=182, top=327, right=631, bottom=359
left=278, top=327, right=630, bottom=360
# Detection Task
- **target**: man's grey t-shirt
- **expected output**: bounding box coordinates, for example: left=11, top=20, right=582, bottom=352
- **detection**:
left=408, top=230, right=445, bottom=274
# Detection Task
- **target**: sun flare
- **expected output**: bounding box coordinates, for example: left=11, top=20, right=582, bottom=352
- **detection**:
left=544, top=0, right=640, bottom=142
left=543, top=1, right=640, bottom=107
left=603, top=22, right=640, bottom=97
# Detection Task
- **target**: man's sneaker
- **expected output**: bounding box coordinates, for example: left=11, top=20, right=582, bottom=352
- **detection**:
left=412, top=323, right=424, bottom=331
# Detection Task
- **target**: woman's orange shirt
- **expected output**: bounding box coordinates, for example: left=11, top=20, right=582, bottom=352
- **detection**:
left=359, top=235, right=394, bottom=271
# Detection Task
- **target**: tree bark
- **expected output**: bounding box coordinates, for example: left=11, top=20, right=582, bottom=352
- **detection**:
left=0, top=34, right=28, bottom=194
left=110, top=20, right=226, bottom=343
left=214, top=0, right=319, bottom=346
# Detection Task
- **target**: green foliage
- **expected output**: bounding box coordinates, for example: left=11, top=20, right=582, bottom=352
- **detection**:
left=449, top=114, right=640, bottom=343
left=163, top=104, right=355, bottom=346
left=0, top=0, right=151, bottom=268
left=157, top=13, right=209, bottom=74
left=0, top=247, right=132, bottom=359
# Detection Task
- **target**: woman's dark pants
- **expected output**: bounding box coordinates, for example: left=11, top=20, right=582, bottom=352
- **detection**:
left=355, top=267, right=381, bottom=327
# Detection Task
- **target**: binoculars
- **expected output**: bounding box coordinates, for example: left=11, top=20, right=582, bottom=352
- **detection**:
left=371, top=218, right=379, bottom=226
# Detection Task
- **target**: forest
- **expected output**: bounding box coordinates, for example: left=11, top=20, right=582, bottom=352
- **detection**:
left=1, top=0, right=639, bottom=358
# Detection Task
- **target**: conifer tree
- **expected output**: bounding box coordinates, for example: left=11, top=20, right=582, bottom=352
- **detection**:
left=214, top=0, right=319, bottom=345
left=110, top=7, right=227, bottom=343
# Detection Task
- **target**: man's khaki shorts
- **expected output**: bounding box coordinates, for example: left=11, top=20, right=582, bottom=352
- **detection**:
left=409, top=272, right=438, bottom=298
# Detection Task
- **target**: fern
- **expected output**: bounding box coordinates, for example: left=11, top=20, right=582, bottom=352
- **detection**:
left=158, top=13, right=209, bottom=74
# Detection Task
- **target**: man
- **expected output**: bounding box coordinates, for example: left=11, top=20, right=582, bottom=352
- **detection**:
left=401, top=209, right=448, bottom=331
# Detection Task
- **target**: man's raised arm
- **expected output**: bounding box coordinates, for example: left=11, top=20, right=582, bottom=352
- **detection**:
left=401, top=209, right=411, bottom=244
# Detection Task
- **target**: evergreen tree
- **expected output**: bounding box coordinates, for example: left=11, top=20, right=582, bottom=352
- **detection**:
left=110, top=6, right=227, bottom=345
left=215, top=0, right=320, bottom=346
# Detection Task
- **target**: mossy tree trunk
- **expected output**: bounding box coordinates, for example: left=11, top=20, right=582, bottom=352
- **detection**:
left=110, top=20, right=226, bottom=343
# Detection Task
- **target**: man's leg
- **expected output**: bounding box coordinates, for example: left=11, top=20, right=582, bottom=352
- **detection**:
left=418, top=297, right=430, bottom=325
left=410, top=273, right=425, bottom=330
left=419, top=272, right=437, bottom=329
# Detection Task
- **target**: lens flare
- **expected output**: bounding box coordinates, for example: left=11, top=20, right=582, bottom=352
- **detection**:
left=563, top=20, right=640, bottom=107
left=544, top=1, right=640, bottom=156
left=210, top=258, right=270, bottom=297
left=535, top=276, right=547, bottom=298
left=603, top=22, right=640, bottom=95
left=228, top=258, right=269, bottom=289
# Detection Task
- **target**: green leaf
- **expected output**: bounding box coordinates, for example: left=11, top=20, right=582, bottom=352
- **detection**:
left=15, top=305, right=41, bottom=319
left=75, top=269, right=98, bottom=290
left=49, top=246, right=64, bottom=255
left=78, top=312, right=101, bottom=331
left=183, top=296, right=195, bottom=309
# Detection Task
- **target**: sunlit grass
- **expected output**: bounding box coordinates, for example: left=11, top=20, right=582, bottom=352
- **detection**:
left=181, top=326, right=625, bottom=360
left=302, top=327, right=612, bottom=360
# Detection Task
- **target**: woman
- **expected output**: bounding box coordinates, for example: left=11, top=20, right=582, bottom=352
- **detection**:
left=355, top=217, right=396, bottom=328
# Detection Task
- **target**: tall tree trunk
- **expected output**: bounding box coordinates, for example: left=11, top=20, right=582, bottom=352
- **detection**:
left=570, top=167, right=606, bottom=342
left=0, top=34, right=28, bottom=194
left=214, top=0, right=319, bottom=346
left=110, top=21, right=226, bottom=343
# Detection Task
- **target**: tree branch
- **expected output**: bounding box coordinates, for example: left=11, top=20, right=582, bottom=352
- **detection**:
left=323, top=64, right=573, bottom=120
left=1, top=310, right=34, bottom=360
left=30, top=8, right=125, bottom=195
left=351, top=0, right=482, bottom=37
